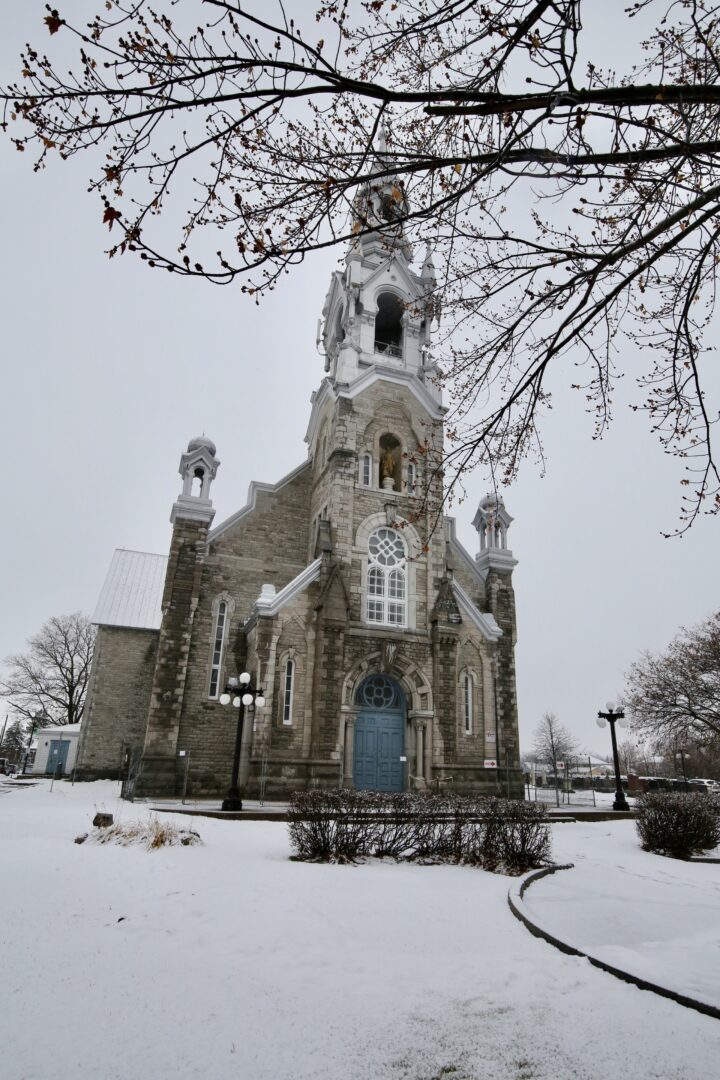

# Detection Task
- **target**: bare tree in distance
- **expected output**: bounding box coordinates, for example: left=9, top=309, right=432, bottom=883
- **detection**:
left=617, top=738, right=642, bottom=778
left=531, top=711, right=578, bottom=806
left=0, top=612, right=95, bottom=727
left=532, top=712, right=578, bottom=768
left=2, top=2, right=720, bottom=531
left=625, top=612, right=720, bottom=747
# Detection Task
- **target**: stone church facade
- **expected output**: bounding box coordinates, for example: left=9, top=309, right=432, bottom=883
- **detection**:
left=76, top=177, right=523, bottom=800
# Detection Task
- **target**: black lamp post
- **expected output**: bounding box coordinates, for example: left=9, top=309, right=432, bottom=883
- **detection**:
left=596, top=704, right=629, bottom=812
left=219, top=672, right=265, bottom=812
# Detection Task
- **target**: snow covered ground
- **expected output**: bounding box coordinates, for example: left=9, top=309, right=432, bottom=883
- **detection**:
left=2, top=779, right=720, bottom=1080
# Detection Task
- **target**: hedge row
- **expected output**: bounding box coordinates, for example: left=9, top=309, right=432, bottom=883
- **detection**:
left=635, top=791, right=720, bottom=859
left=287, top=790, right=551, bottom=873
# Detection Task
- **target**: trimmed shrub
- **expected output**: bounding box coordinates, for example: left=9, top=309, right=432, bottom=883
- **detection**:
left=635, top=792, right=720, bottom=859
left=287, top=790, right=550, bottom=873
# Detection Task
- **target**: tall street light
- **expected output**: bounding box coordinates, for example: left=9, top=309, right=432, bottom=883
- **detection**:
left=219, top=672, right=265, bottom=812
left=596, top=704, right=630, bottom=812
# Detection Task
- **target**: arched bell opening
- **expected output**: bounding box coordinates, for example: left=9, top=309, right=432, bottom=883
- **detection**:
left=191, top=467, right=205, bottom=498
left=374, top=292, right=404, bottom=358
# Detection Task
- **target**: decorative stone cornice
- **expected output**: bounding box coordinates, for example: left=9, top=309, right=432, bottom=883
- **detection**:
left=475, top=549, right=518, bottom=576
left=170, top=495, right=215, bottom=525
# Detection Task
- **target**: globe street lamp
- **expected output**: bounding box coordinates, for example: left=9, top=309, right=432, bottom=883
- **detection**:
left=219, top=672, right=265, bottom=812
left=596, top=704, right=630, bottom=812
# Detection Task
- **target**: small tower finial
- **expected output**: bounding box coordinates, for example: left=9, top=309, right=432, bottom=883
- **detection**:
left=472, top=492, right=517, bottom=574
left=171, top=435, right=221, bottom=525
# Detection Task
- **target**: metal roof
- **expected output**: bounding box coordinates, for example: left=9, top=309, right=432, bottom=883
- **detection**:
left=93, top=549, right=167, bottom=630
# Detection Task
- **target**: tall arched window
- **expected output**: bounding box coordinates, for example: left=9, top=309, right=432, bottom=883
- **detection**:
left=366, top=527, right=406, bottom=626
left=360, top=453, right=372, bottom=487
left=208, top=601, right=228, bottom=698
left=282, top=658, right=295, bottom=725
left=407, top=462, right=416, bottom=496
left=463, top=673, right=473, bottom=735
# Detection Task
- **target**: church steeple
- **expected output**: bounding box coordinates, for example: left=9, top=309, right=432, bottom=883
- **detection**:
left=318, top=130, right=441, bottom=398
left=350, top=124, right=413, bottom=263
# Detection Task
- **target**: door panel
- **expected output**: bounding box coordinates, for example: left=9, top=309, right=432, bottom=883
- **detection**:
left=354, top=709, right=404, bottom=791
left=47, top=740, right=70, bottom=776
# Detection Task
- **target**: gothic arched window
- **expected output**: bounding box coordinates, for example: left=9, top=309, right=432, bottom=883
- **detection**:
left=208, top=601, right=228, bottom=699
left=360, top=452, right=372, bottom=487
left=366, top=527, right=406, bottom=626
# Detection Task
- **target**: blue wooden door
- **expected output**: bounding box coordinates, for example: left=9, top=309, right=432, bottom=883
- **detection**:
left=47, top=740, right=69, bottom=776
left=353, top=674, right=405, bottom=791
left=354, top=710, right=404, bottom=791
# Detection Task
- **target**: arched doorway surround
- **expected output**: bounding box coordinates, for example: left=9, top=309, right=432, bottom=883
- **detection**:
left=353, top=674, right=406, bottom=791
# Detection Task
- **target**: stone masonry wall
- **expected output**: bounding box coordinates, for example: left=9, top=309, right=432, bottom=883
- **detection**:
left=75, top=626, right=158, bottom=780
left=173, top=465, right=313, bottom=796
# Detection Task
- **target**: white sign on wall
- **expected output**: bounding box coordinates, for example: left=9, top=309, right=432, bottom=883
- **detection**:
left=484, top=759, right=498, bottom=769
left=485, top=731, right=496, bottom=743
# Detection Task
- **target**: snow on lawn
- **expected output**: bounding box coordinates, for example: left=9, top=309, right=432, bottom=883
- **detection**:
left=525, top=820, right=720, bottom=1010
left=1, top=781, right=719, bottom=1080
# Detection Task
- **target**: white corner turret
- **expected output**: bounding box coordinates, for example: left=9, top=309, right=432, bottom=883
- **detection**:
left=473, top=492, right=517, bottom=574
left=170, top=436, right=220, bottom=525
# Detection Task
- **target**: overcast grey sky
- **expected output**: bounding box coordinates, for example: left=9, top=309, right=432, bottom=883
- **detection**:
left=1, top=2, right=717, bottom=758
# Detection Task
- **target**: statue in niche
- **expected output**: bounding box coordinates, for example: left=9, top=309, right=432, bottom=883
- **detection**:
left=380, top=448, right=396, bottom=488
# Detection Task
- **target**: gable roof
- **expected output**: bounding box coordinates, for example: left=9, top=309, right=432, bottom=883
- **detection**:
left=451, top=580, right=503, bottom=642
left=306, top=367, right=445, bottom=448
left=93, top=549, right=167, bottom=630
left=252, top=558, right=323, bottom=618
left=209, top=460, right=311, bottom=543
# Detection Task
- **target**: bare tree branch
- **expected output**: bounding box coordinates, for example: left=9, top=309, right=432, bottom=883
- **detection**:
left=2, top=0, right=719, bottom=531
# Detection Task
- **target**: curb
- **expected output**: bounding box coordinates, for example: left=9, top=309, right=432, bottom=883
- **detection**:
left=508, top=864, right=720, bottom=1022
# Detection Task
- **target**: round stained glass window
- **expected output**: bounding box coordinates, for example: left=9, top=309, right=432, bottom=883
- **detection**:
left=356, top=674, right=402, bottom=709
left=368, top=528, right=405, bottom=568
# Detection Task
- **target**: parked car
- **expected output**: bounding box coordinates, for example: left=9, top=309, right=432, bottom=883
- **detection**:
left=687, top=779, right=719, bottom=792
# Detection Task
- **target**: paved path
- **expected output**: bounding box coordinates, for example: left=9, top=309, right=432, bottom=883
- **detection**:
left=524, top=820, right=720, bottom=1010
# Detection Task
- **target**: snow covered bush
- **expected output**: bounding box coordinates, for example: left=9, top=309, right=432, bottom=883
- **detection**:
left=635, top=792, right=720, bottom=859
left=287, top=791, right=550, bottom=872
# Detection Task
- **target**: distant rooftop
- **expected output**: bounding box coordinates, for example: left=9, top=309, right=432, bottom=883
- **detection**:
left=36, top=723, right=81, bottom=735
left=93, top=549, right=167, bottom=630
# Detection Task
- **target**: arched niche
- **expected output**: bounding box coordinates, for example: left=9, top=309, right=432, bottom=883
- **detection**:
left=379, top=432, right=402, bottom=492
